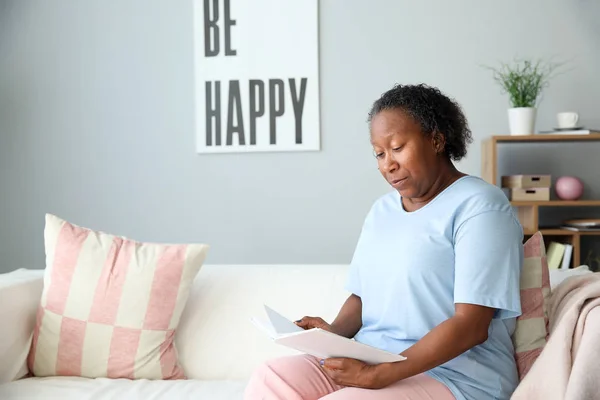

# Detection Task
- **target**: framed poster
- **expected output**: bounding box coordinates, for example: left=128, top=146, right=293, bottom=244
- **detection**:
left=193, top=0, right=320, bottom=154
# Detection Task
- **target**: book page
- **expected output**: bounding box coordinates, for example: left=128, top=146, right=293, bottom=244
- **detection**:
left=250, top=316, right=277, bottom=339
left=275, top=328, right=406, bottom=365
left=264, top=305, right=305, bottom=335
left=252, top=305, right=406, bottom=365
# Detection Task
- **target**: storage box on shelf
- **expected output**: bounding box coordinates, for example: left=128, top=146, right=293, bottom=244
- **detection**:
left=481, top=133, right=600, bottom=269
left=501, top=174, right=552, bottom=189
left=502, top=174, right=551, bottom=201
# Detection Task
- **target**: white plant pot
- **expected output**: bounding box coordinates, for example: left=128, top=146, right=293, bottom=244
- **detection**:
left=508, top=107, right=537, bottom=135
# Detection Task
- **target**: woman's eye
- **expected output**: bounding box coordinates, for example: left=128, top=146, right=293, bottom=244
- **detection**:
left=393, top=146, right=402, bottom=151
left=375, top=152, right=384, bottom=158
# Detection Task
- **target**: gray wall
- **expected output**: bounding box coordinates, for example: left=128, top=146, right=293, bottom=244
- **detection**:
left=1, top=0, right=599, bottom=272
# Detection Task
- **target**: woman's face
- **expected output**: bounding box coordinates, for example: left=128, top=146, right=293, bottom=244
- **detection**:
left=370, top=108, right=443, bottom=199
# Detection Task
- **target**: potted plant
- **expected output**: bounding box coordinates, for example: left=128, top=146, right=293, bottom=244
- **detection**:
left=487, top=59, right=559, bottom=135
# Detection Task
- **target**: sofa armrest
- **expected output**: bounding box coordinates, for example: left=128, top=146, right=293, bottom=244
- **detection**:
left=0, top=269, right=44, bottom=383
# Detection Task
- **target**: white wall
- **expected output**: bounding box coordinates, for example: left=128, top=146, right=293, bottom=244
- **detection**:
left=1, top=0, right=599, bottom=271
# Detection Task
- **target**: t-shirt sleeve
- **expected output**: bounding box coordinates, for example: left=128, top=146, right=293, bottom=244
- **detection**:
left=345, top=230, right=365, bottom=297
left=345, top=211, right=374, bottom=298
left=345, top=259, right=361, bottom=297
left=454, top=210, right=523, bottom=319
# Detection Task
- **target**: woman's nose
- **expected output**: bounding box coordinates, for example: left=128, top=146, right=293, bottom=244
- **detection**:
left=382, top=154, right=398, bottom=173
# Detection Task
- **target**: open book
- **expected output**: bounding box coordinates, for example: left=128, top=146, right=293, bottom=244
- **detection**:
left=251, top=305, right=406, bottom=364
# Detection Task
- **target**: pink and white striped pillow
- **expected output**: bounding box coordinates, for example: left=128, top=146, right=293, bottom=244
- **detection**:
left=28, top=214, right=209, bottom=380
left=512, top=232, right=550, bottom=380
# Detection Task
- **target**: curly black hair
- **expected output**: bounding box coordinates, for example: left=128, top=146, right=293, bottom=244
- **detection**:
left=367, top=84, right=472, bottom=161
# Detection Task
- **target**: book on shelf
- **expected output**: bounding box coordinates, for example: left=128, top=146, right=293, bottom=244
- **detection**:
left=560, top=225, right=600, bottom=232
left=538, top=129, right=600, bottom=135
left=546, top=241, right=572, bottom=269
left=561, top=244, right=573, bottom=270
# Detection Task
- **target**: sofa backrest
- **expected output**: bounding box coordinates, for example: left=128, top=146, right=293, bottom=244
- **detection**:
left=176, top=264, right=350, bottom=380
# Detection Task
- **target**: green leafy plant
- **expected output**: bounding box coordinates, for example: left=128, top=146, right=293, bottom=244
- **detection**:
left=486, top=59, right=561, bottom=108
left=583, top=250, right=600, bottom=272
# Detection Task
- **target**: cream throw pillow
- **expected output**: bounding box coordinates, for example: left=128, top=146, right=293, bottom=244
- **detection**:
left=28, top=214, right=209, bottom=379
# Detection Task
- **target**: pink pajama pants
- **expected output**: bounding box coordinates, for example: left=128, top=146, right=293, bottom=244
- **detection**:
left=244, top=355, right=455, bottom=400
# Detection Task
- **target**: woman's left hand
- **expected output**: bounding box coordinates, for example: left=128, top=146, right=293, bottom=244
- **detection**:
left=321, top=358, right=391, bottom=389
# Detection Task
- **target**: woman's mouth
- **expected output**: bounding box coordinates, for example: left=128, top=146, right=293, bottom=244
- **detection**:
left=390, top=177, right=407, bottom=187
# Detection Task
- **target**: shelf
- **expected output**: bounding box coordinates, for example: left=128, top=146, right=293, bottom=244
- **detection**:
left=490, top=133, right=600, bottom=143
left=526, top=229, right=600, bottom=236
left=511, top=200, right=600, bottom=207
left=483, top=134, right=600, bottom=269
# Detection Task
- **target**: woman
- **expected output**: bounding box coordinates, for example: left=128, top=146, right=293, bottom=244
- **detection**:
left=244, top=84, right=523, bottom=400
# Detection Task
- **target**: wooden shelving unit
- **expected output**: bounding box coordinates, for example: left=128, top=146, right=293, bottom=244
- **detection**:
left=481, top=133, right=600, bottom=268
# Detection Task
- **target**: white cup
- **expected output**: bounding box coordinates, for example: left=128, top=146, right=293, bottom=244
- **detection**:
left=557, top=112, right=579, bottom=129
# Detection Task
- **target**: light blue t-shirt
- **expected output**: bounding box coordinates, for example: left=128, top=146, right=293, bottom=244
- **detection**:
left=346, top=175, right=523, bottom=400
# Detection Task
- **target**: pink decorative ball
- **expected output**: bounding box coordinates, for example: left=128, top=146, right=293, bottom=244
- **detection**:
left=555, top=176, right=584, bottom=200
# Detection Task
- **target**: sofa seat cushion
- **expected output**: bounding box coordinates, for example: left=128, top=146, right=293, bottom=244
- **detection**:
left=0, top=377, right=247, bottom=400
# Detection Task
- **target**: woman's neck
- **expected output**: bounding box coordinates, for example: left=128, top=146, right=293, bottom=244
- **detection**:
left=402, top=161, right=465, bottom=212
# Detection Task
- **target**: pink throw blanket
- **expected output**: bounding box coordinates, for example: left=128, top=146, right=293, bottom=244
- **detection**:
left=511, top=273, right=600, bottom=400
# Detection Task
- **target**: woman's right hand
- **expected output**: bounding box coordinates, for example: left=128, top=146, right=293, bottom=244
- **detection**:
left=295, top=316, right=334, bottom=333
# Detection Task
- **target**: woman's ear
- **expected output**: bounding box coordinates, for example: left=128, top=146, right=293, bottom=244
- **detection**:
left=432, top=131, right=446, bottom=155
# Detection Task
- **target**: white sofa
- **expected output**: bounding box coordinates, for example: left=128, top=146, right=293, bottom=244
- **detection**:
left=2, top=264, right=594, bottom=400
left=0, top=265, right=350, bottom=400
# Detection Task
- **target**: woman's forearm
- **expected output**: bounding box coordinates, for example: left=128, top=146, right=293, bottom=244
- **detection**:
left=375, top=305, right=494, bottom=385
left=330, top=294, right=363, bottom=338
